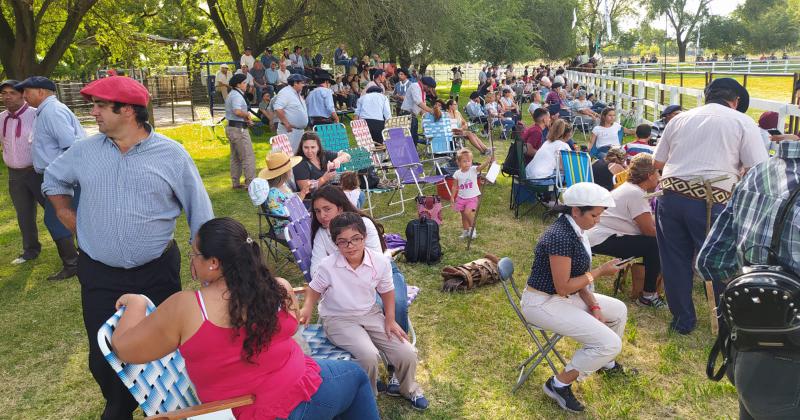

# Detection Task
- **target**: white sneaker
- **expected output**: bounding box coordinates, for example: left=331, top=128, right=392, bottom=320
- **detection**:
left=11, top=257, right=27, bottom=265
left=470, top=229, right=477, bottom=239
left=458, top=230, right=469, bottom=239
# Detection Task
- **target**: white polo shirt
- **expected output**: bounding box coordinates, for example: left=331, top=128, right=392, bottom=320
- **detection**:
left=355, top=92, right=391, bottom=121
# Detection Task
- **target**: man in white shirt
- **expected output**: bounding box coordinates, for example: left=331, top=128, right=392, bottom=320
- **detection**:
left=289, top=45, right=305, bottom=75
left=277, top=60, right=291, bottom=87
left=239, top=46, right=255, bottom=70
left=355, top=85, right=392, bottom=143
left=274, top=73, right=309, bottom=151
left=400, top=76, right=436, bottom=144
left=214, top=64, right=231, bottom=101
left=653, top=78, right=768, bottom=335
left=234, top=65, right=255, bottom=100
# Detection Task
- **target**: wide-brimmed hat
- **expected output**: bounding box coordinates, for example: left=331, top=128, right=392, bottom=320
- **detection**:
left=562, top=182, right=615, bottom=208
left=258, top=151, right=302, bottom=180
left=314, top=70, right=335, bottom=84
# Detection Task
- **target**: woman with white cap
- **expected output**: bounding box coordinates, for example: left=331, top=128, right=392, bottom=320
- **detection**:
left=521, top=182, right=634, bottom=413
left=256, top=151, right=309, bottom=239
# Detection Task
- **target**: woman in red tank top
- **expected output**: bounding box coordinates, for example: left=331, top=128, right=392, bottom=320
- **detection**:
left=111, top=217, right=379, bottom=420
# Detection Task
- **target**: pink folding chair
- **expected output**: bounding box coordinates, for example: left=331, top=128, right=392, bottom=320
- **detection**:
left=351, top=120, right=381, bottom=166
left=269, top=134, right=293, bottom=155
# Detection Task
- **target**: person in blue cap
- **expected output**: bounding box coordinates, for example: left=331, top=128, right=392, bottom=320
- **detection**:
left=650, top=104, right=682, bottom=140
left=15, top=76, right=84, bottom=280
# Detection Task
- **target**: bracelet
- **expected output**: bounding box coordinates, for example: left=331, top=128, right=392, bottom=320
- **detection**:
left=585, top=271, right=594, bottom=284
left=590, top=305, right=601, bottom=311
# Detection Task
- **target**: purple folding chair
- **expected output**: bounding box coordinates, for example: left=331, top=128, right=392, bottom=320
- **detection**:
left=382, top=127, right=452, bottom=200
left=285, top=195, right=310, bottom=222
left=285, top=219, right=313, bottom=283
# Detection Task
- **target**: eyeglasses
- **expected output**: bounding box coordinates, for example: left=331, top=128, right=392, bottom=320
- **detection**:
left=187, top=250, right=202, bottom=259
left=335, top=236, right=364, bottom=248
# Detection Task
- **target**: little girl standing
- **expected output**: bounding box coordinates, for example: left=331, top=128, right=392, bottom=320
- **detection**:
left=453, top=148, right=494, bottom=239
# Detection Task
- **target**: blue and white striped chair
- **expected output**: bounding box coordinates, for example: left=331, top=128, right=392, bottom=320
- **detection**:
left=97, top=296, right=253, bottom=420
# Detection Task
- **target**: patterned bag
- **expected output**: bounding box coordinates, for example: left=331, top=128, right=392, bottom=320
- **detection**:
left=441, top=254, right=501, bottom=292
left=416, top=195, right=442, bottom=225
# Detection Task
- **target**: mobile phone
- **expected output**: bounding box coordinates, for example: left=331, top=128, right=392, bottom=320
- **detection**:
left=615, top=256, right=636, bottom=267
left=768, top=129, right=782, bottom=135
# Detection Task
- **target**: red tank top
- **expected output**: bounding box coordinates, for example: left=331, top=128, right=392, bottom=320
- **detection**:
left=179, top=291, right=321, bottom=419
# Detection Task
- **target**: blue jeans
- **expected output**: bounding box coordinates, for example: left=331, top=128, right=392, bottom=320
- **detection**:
left=44, top=185, right=80, bottom=241
left=375, top=261, right=410, bottom=332
left=286, top=359, right=379, bottom=420
left=356, top=190, right=365, bottom=209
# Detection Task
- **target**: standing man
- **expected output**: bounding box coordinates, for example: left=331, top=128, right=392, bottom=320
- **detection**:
left=239, top=46, right=255, bottom=69
left=224, top=73, right=256, bottom=190
left=653, top=78, right=768, bottom=334
left=274, top=73, right=309, bottom=151
left=306, top=72, right=339, bottom=127
left=392, top=68, right=411, bottom=115
left=41, top=76, right=213, bottom=420
left=16, top=76, right=83, bottom=280
left=400, top=76, right=436, bottom=145
left=1, top=80, right=43, bottom=265
left=355, top=86, right=392, bottom=144
left=214, top=64, right=231, bottom=101
left=697, top=140, right=800, bottom=420
left=365, top=69, right=387, bottom=93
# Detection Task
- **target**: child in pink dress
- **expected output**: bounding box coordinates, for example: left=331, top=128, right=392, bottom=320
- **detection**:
left=452, top=148, right=494, bottom=239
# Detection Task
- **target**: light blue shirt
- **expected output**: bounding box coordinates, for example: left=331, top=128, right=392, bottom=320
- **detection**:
left=355, top=92, right=391, bottom=120
left=225, top=88, right=249, bottom=122
left=41, top=128, right=214, bottom=268
left=265, top=68, right=279, bottom=85
left=306, top=86, right=335, bottom=118
left=466, top=101, right=485, bottom=119
left=32, top=95, right=85, bottom=173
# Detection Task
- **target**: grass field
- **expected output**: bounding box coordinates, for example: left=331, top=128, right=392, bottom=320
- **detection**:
left=0, top=88, right=739, bottom=419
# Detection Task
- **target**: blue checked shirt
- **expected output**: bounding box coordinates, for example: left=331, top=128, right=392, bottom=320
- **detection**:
left=31, top=95, right=85, bottom=173
left=41, top=128, right=214, bottom=268
left=697, top=141, right=800, bottom=282
left=306, top=86, right=335, bottom=118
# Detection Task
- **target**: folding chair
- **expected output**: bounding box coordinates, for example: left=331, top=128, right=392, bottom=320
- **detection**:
left=385, top=115, right=411, bottom=131
left=421, top=113, right=459, bottom=159
left=98, top=296, right=253, bottom=419
left=497, top=257, right=566, bottom=393
left=556, top=150, right=594, bottom=196
left=382, top=127, right=452, bottom=201
left=337, top=147, right=404, bottom=220
left=313, top=123, right=350, bottom=152
left=512, top=140, right=558, bottom=218
left=257, top=202, right=292, bottom=268
left=612, top=169, right=629, bottom=189
left=351, top=119, right=382, bottom=167
left=194, top=107, right=225, bottom=142
left=269, top=134, right=293, bottom=155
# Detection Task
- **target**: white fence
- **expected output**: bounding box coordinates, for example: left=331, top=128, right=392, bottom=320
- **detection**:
left=608, top=59, right=800, bottom=74
left=565, top=70, right=800, bottom=130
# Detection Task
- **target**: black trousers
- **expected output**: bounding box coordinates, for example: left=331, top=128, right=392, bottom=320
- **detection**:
left=728, top=348, right=800, bottom=419
left=591, top=234, right=661, bottom=293
left=365, top=118, right=386, bottom=144
left=79, top=241, right=181, bottom=420
left=409, top=113, right=422, bottom=144
left=8, top=167, right=45, bottom=259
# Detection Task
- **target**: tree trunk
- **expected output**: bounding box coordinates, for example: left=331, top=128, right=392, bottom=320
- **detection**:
left=677, top=39, right=687, bottom=62
left=587, top=39, right=596, bottom=58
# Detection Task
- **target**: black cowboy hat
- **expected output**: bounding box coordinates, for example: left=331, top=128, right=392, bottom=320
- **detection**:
left=705, top=77, right=749, bottom=113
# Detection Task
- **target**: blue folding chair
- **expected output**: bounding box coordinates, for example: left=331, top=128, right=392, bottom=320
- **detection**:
left=313, top=123, right=350, bottom=152
left=421, top=113, right=458, bottom=158
left=557, top=150, right=594, bottom=195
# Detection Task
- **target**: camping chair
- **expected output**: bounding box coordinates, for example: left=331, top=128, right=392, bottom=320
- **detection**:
left=421, top=113, right=458, bottom=158
left=269, top=134, right=293, bottom=155
left=556, top=150, right=594, bottom=196
left=256, top=202, right=292, bottom=268
left=351, top=119, right=383, bottom=167
left=512, top=140, right=558, bottom=218
left=612, top=169, right=629, bottom=189
left=382, top=127, right=452, bottom=202
left=338, top=147, right=404, bottom=220
left=98, top=296, right=254, bottom=419
left=313, top=123, right=350, bottom=152
left=497, top=257, right=566, bottom=393
left=385, top=115, right=411, bottom=131
left=194, top=107, right=225, bottom=142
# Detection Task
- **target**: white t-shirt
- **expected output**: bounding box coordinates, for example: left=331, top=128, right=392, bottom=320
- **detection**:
left=525, top=139, right=571, bottom=179
left=344, top=189, right=361, bottom=208
left=554, top=75, right=565, bottom=85
left=453, top=166, right=481, bottom=199
left=592, top=123, right=622, bottom=149
left=587, top=182, right=653, bottom=246
left=240, top=54, right=255, bottom=69
left=277, top=69, right=290, bottom=84
left=528, top=102, right=541, bottom=114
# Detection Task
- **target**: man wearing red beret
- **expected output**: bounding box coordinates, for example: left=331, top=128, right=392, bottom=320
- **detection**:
left=41, top=76, right=214, bottom=419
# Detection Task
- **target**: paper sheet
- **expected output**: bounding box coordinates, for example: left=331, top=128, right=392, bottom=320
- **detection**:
left=485, top=162, right=501, bottom=183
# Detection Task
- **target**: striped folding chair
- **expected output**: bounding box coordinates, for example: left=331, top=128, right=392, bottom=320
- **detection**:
left=98, top=296, right=253, bottom=419
left=351, top=119, right=383, bottom=167
left=385, top=115, right=411, bottom=131
left=269, top=134, right=293, bottom=155
left=421, top=113, right=457, bottom=158
left=313, top=123, right=350, bottom=152
left=557, top=150, right=594, bottom=196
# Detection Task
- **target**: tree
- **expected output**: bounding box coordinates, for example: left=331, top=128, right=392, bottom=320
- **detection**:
left=0, top=0, right=101, bottom=78
left=524, top=0, right=579, bottom=60
left=736, top=0, right=798, bottom=54
left=646, top=0, right=710, bottom=62
left=702, top=15, right=745, bottom=55
left=575, top=0, right=633, bottom=57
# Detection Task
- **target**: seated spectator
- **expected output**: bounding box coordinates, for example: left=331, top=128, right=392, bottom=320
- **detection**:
left=333, top=75, right=356, bottom=109
left=277, top=60, right=291, bottom=87
left=592, top=147, right=628, bottom=191
left=240, top=46, right=255, bottom=69
left=111, top=217, right=380, bottom=419
left=588, top=154, right=664, bottom=308
left=293, top=131, right=351, bottom=191
left=257, top=92, right=274, bottom=127
left=757, top=111, right=783, bottom=154
left=522, top=108, right=551, bottom=164
left=339, top=171, right=363, bottom=208
left=465, top=92, right=489, bottom=136
left=499, top=88, right=521, bottom=121
left=259, top=152, right=309, bottom=238
left=521, top=183, right=633, bottom=413
left=289, top=46, right=305, bottom=75
left=445, top=99, right=491, bottom=155
left=588, top=108, right=634, bottom=159
left=650, top=104, right=681, bottom=140
left=624, top=124, right=656, bottom=158
left=214, top=64, right=231, bottom=101
left=299, top=212, right=428, bottom=410
left=260, top=47, right=279, bottom=69
left=545, top=83, right=568, bottom=118
left=355, top=86, right=392, bottom=143
left=334, top=44, right=357, bottom=75
left=570, top=90, right=598, bottom=128
left=350, top=74, right=362, bottom=97
left=264, top=61, right=280, bottom=95
left=485, top=93, right=515, bottom=138
left=234, top=64, right=256, bottom=101
left=251, top=61, right=268, bottom=101
left=527, top=90, right=542, bottom=119
left=525, top=119, right=572, bottom=181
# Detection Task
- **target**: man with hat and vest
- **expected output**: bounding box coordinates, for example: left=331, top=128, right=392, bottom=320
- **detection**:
left=1, top=80, right=43, bottom=265
left=651, top=104, right=682, bottom=140
left=274, top=73, right=310, bottom=151
left=653, top=78, right=768, bottom=334
left=41, top=76, right=213, bottom=419
left=224, top=73, right=257, bottom=189
left=16, top=76, right=84, bottom=280
left=400, top=75, right=437, bottom=144
left=306, top=71, right=339, bottom=127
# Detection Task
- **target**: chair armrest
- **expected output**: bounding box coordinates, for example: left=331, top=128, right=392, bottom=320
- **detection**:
left=419, top=157, right=452, bottom=165
left=144, top=394, right=255, bottom=420
left=387, top=162, right=424, bottom=170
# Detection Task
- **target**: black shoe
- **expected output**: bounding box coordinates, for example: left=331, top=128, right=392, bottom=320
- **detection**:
left=377, top=379, right=387, bottom=393
left=543, top=377, right=585, bottom=413
left=599, top=361, right=638, bottom=376
left=47, top=266, right=77, bottom=281
left=668, top=321, right=695, bottom=335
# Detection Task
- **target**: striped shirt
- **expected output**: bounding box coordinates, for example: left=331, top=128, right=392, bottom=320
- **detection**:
left=1, top=104, right=36, bottom=169
left=697, top=141, right=800, bottom=282
left=41, top=127, right=214, bottom=268
left=31, top=95, right=85, bottom=173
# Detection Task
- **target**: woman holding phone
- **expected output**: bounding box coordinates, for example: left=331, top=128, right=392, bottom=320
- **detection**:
left=293, top=131, right=351, bottom=192
left=520, top=182, right=636, bottom=414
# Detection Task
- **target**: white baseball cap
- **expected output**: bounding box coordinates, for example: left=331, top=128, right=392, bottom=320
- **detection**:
left=248, top=178, right=270, bottom=206
left=562, top=182, right=615, bottom=208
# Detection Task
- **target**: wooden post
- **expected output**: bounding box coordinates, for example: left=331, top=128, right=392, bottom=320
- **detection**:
left=679, top=73, right=684, bottom=107
left=660, top=71, right=666, bottom=107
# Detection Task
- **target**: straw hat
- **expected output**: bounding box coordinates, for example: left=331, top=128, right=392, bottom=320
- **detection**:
left=258, top=152, right=302, bottom=180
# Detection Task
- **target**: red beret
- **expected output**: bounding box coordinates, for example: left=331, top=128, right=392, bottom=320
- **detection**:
left=80, top=76, right=150, bottom=107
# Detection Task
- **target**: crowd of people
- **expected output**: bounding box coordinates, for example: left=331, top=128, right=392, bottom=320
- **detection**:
left=1, top=48, right=798, bottom=419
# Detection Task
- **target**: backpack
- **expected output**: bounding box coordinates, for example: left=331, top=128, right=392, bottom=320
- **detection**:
left=416, top=195, right=442, bottom=224
left=404, top=216, right=442, bottom=264
left=707, top=185, right=800, bottom=381
left=501, top=141, right=520, bottom=177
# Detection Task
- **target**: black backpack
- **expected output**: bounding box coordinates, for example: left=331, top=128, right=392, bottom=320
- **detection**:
left=707, top=185, right=800, bottom=381
left=501, top=140, right=520, bottom=177
left=404, top=216, right=442, bottom=264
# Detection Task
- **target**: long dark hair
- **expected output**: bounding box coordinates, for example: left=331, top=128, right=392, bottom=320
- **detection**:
left=310, top=184, right=386, bottom=251
left=196, top=217, right=291, bottom=363
left=295, top=131, right=325, bottom=162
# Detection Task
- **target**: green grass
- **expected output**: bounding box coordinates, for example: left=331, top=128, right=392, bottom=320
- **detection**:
left=0, top=88, right=738, bottom=419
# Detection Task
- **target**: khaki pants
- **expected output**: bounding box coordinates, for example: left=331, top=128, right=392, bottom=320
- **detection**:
left=224, top=126, right=256, bottom=187
left=323, top=305, right=422, bottom=397
left=216, top=85, right=229, bottom=101
left=520, top=289, right=627, bottom=379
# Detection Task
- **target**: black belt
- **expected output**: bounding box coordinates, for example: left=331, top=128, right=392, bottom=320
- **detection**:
left=228, top=120, right=248, bottom=128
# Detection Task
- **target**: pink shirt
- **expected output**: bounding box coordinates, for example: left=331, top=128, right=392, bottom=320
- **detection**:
left=309, top=248, right=393, bottom=317
left=1, top=104, right=36, bottom=169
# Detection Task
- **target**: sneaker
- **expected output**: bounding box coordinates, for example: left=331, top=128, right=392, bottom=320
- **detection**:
left=409, top=393, right=429, bottom=411
left=470, top=229, right=477, bottom=239
left=376, top=379, right=387, bottom=394
left=386, top=374, right=401, bottom=396
left=599, top=361, right=638, bottom=376
left=636, top=295, right=667, bottom=309
left=458, top=230, right=469, bottom=239
left=543, top=377, right=585, bottom=413
left=11, top=255, right=32, bottom=265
